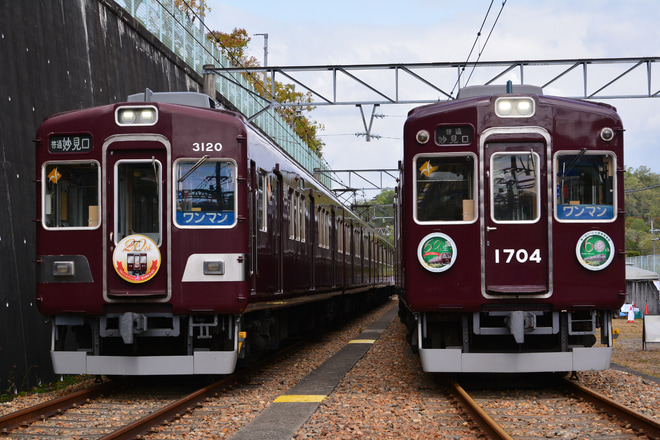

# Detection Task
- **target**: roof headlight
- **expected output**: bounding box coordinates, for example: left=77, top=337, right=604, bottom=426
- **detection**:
left=139, top=108, right=156, bottom=124
left=119, top=109, right=136, bottom=124
left=495, top=97, right=535, bottom=118
left=516, top=99, right=533, bottom=116
left=116, top=106, right=158, bottom=126
left=496, top=99, right=513, bottom=116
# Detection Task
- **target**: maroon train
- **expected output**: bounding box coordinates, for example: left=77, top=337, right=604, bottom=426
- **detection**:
left=35, top=90, right=394, bottom=375
left=396, top=84, right=625, bottom=373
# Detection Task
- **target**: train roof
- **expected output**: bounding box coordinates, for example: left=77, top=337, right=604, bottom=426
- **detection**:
left=456, top=84, right=543, bottom=99
left=127, top=89, right=218, bottom=109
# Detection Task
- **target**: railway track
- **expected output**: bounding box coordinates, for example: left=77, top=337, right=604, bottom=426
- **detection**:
left=0, top=377, right=228, bottom=439
left=447, top=376, right=660, bottom=439
left=0, top=301, right=396, bottom=439
left=3, top=369, right=659, bottom=440
left=0, top=339, right=311, bottom=439
left=6, top=302, right=658, bottom=440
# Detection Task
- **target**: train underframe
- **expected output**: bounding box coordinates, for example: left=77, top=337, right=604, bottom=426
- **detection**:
left=50, top=288, right=392, bottom=376
left=400, top=303, right=614, bottom=373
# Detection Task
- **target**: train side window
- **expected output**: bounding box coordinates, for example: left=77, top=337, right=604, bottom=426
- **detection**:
left=257, top=170, right=267, bottom=232
left=289, top=190, right=307, bottom=242
left=289, top=189, right=296, bottom=239
left=300, top=194, right=307, bottom=243
left=175, top=159, right=236, bottom=228
left=491, top=152, right=540, bottom=222
left=555, top=152, right=616, bottom=221
left=414, top=154, right=476, bottom=223
left=43, top=161, right=100, bottom=229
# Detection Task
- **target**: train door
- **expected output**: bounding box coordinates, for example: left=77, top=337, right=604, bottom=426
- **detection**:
left=274, top=173, right=283, bottom=294
left=104, top=136, right=170, bottom=300
left=249, top=161, right=259, bottom=296
left=309, top=192, right=316, bottom=290
left=482, top=134, right=551, bottom=297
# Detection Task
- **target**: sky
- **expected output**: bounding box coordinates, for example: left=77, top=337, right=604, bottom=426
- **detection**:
left=205, top=0, right=660, bottom=196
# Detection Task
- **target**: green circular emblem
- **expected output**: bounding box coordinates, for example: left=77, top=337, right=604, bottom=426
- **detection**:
left=417, top=233, right=457, bottom=272
left=575, top=231, right=614, bottom=271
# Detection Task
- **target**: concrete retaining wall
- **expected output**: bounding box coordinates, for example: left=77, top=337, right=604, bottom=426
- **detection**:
left=0, top=0, right=209, bottom=391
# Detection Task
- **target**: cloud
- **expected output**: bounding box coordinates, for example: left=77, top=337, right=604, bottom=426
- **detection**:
left=207, top=1, right=660, bottom=176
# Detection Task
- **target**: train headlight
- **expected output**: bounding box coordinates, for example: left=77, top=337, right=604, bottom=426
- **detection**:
left=495, top=97, right=535, bottom=118
left=516, top=99, right=533, bottom=115
left=116, top=106, right=158, bottom=126
left=496, top=99, right=513, bottom=116
left=53, top=261, right=75, bottom=277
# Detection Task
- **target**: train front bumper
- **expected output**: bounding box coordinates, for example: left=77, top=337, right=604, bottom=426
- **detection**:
left=51, top=351, right=238, bottom=375
left=418, top=346, right=612, bottom=373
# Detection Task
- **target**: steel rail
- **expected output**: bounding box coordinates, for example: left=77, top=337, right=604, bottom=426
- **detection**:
left=562, top=377, right=660, bottom=438
left=0, top=380, right=116, bottom=433
left=100, top=337, right=313, bottom=440
left=98, top=375, right=238, bottom=440
left=448, top=381, right=513, bottom=440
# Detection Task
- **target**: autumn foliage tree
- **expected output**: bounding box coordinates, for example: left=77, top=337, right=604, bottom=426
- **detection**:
left=208, top=28, right=325, bottom=157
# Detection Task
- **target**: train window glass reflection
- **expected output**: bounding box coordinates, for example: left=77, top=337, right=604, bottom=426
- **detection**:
left=175, top=160, right=236, bottom=228
left=491, top=152, right=540, bottom=222
left=556, top=152, right=615, bottom=221
left=116, top=160, right=162, bottom=243
left=43, top=162, right=100, bottom=229
left=414, top=154, right=476, bottom=222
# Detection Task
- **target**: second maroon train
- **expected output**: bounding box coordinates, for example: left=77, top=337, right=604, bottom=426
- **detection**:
left=396, top=83, right=626, bottom=373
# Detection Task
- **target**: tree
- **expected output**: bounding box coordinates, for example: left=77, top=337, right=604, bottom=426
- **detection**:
left=173, top=0, right=210, bottom=23
left=353, top=189, right=395, bottom=244
left=624, top=166, right=660, bottom=255
left=207, top=28, right=325, bottom=156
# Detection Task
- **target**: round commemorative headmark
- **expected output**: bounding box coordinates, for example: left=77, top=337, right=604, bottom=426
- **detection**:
left=113, top=234, right=161, bottom=283
left=575, top=230, right=614, bottom=271
left=417, top=233, right=457, bottom=273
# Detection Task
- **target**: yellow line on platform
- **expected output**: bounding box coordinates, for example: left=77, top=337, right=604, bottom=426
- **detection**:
left=273, top=395, right=326, bottom=403
left=348, top=339, right=376, bottom=344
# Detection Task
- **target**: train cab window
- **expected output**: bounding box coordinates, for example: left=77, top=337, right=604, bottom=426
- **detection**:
left=43, top=161, right=100, bottom=229
left=175, top=159, right=236, bottom=228
left=414, top=154, right=476, bottom=223
left=116, top=160, right=161, bottom=244
left=555, top=152, right=615, bottom=221
left=491, top=152, right=540, bottom=222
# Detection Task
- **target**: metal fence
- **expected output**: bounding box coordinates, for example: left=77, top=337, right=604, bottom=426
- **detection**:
left=115, top=0, right=330, bottom=186
left=627, top=255, right=660, bottom=275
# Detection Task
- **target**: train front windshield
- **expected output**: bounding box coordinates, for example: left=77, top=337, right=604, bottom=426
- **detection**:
left=414, top=154, right=476, bottom=223
left=43, top=162, right=100, bottom=229
left=556, top=152, right=616, bottom=221
left=175, top=159, right=236, bottom=228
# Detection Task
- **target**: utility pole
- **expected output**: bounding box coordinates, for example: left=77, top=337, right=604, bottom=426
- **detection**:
left=652, top=220, right=660, bottom=273
left=254, top=33, right=269, bottom=88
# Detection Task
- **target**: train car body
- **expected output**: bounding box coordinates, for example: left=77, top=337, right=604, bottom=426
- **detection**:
left=36, top=91, right=393, bottom=375
left=397, top=84, right=625, bottom=373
